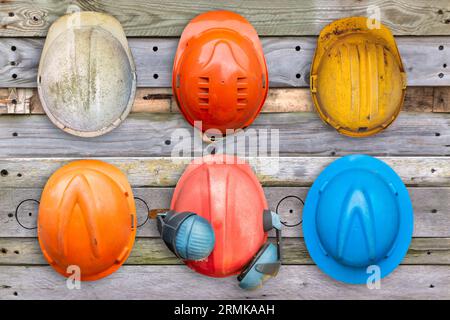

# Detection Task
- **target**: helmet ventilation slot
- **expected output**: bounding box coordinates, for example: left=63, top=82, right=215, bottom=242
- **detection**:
left=198, top=76, right=209, bottom=84
left=199, top=97, right=209, bottom=105
left=198, top=77, right=210, bottom=110
left=237, top=76, right=247, bottom=84
left=237, top=77, right=248, bottom=110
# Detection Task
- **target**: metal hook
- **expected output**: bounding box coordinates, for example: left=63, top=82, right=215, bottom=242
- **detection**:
left=15, top=199, right=39, bottom=230
left=275, top=195, right=304, bottom=227
left=148, top=208, right=170, bottom=219
left=133, top=196, right=150, bottom=228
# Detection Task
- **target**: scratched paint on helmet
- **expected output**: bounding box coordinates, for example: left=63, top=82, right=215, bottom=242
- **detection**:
left=38, top=160, right=136, bottom=281
left=172, top=11, right=268, bottom=133
left=310, top=17, right=407, bottom=137
left=38, top=12, right=136, bottom=137
left=170, top=154, right=268, bottom=277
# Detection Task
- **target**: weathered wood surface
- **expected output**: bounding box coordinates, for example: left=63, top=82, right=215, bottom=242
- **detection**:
left=0, top=87, right=442, bottom=114
left=0, top=237, right=448, bottom=266
left=434, top=87, right=450, bottom=112
left=0, top=265, right=448, bottom=300
left=0, top=157, right=448, bottom=189
left=0, top=37, right=449, bottom=88
left=0, top=0, right=448, bottom=302
left=0, top=113, right=449, bottom=157
left=1, top=0, right=450, bottom=37
left=0, top=87, right=315, bottom=114
left=1, top=187, right=449, bottom=238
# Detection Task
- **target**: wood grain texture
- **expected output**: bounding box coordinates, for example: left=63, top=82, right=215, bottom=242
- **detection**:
left=0, top=113, right=449, bottom=157
left=0, top=157, right=448, bottom=189
left=0, top=265, right=448, bottom=300
left=1, top=187, right=449, bottom=238
left=0, top=87, right=440, bottom=114
left=0, top=37, right=449, bottom=87
left=1, top=1, right=450, bottom=37
left=434, top=87, right=450, bottom=112
left=0, top=0, right=449, bottom=302
left=0, top=238, right=448, bottom=266
left=0, top=87, right=315, bottom=114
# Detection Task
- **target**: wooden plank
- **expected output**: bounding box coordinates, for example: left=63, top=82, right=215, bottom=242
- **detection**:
left=0, top=37, right=449, bottom=88
left=1, top=187, right=449, bottom=238
left=399, top=37, right=450, bottom=86
left=0, top=87, right=439, bottom=115
left=0, top=113, right=449, bottom=157
left=0, top=157, right=448, bottom=189
left=0, top=87, right=314, bottom=114
left=1, top=1, right=450, bottom=37
left=0, top=238, right=448, bottom=266
left=0, top=265, right=448, bottom=299
left=434, top=87, right=450, bottom=112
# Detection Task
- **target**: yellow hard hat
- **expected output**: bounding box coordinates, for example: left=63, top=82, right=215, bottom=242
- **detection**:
left=310, top=17, right=407, bottom=137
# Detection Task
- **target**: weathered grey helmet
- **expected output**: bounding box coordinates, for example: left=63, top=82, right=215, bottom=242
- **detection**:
left=37, top=12, right=136, bottom=137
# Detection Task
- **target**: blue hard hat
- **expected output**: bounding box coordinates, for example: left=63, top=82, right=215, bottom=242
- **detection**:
left=303, top=155, right=413, bottom=284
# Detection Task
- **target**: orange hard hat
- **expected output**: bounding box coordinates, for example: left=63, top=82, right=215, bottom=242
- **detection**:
left=172, top=11, right=268, bottom=133
left=38, top=160, right=136, bottom=281
left=170, top=154, right=268, bottom=277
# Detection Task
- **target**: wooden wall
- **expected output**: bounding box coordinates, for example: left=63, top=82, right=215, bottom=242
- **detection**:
left=0, top=0, right=449, bottom=300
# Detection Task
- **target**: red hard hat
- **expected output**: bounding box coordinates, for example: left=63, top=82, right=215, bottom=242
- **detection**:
left=172, top=11, right=268, bottom=133
left=170, top=154, right=268, bottom=277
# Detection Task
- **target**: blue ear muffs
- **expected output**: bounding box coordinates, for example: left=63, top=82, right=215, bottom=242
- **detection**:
left=157, top=211, right=215, bottom=261
left=238, top=210, right=282, bottom=290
